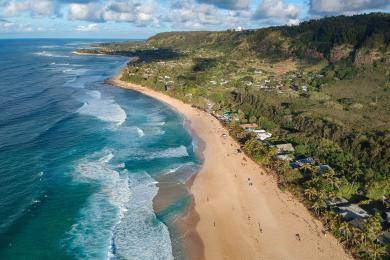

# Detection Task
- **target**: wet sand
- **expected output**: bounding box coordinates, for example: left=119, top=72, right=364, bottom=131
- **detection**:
left=109, top=74, right=351, bottom=260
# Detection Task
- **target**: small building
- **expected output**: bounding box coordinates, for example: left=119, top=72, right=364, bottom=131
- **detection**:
left=290, top=157, right=315, bottom=169
left=335, top=204, right=370, bottom=220
left=326, top=197, right=349, bottom=208
left=386, top=211, right=390, bottom=224
left=274, top=154, right=293, bottom=161
left=254, top=130, right=272, bottom=141
left=240, top=123, right=258, bottom=131
left=274, top=143, right=295, bottom=154
left=297, top=157, right=315, bottom=165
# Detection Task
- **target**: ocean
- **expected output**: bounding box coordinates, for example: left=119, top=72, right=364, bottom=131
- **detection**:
left=0, top=39, right=200, bottom=259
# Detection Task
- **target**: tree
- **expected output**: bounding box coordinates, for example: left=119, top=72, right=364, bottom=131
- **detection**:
left=339, top=221, right=352, bottom=243
left=304, top=187, right=318, bottom=201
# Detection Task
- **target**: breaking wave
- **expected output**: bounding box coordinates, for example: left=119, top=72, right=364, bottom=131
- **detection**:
left=77, top=91, right=127, bottom=126
left=65, top=150, right=174, bottom=260
left=33, top=51, right=70, bottom=58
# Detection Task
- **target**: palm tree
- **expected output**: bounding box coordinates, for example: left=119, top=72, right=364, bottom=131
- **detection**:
left=366, top=242, right=388, bottom=260
left=304, top=187, right=318, bottom=201
left=309, top=189, right=326, bottom=215
left=338, top=221, right=352, bottom=243
left=300, top=163, right=314, bottom=176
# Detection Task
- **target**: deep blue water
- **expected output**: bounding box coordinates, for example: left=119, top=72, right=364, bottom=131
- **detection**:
left=0, top=39, right=200, bottom=259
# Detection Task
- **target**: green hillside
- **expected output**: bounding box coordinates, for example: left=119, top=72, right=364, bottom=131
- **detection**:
left=85, top=13, right=390, bottom=258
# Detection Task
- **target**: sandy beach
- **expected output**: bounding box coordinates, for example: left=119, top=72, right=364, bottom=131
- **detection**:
left=109, top=74, right=351, bottom=260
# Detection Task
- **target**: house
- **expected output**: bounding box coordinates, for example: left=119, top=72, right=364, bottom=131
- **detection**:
left=240, top=123, right=258, bottom=132
left=386, top=211, right=390, bottom=224
left=326, top=197, right=349, bottom=208
left=254, top=130, right=272, bottom=141
left=274, top=143, right=295, bottom=154
left=335, top=204, right=370, bottom=220
left=275, top=154, right=293, bottom=161
left=290, top=157, right=315, bottom=169
left=297, top=157, right=315, bottom=165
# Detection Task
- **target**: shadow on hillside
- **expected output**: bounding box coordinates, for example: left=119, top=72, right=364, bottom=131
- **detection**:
left=113, top=48, right=184, bottom=63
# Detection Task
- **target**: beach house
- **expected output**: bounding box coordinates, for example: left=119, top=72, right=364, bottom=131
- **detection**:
left=290, top=157, right=315, bottom=169
left=274, top=143, right=295, bottom=154
left=254, top=130, right=272, bottom=141
left=335, top=204, right=370, bottom=220
left=240, top=123, right=258, bottom=132
left=326, top=197, right=349, bottom=208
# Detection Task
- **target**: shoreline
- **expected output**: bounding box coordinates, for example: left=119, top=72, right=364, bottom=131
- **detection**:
left=108, top=73, right=352, bottom=259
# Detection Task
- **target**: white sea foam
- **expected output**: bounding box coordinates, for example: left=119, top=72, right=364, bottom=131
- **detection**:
left=141, top=145, right=189, bottom=160
left=39, top=45, right=60, bottom=49
left=136, top=127, right=144, bottom=137
left=111, top=171, right=173, bottom=260
left=78, top=94, right=127, bottom=126
left=65, top=75, right=103, bottom=89
left=86, top=90, right=102, bottom=99
left=33, top=51, right=70, bottom=58
left=62, top=68, right=89, bottom=75
left=66, top=150, right=174, bottom=260
left=50, top=62, right=70, bottom=66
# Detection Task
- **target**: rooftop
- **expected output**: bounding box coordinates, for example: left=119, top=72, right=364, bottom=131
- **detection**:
left=336, top=204, right=370, bottom=220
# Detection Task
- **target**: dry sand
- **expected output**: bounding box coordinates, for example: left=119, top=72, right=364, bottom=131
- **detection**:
left=109, top=75, right=351, bottom=260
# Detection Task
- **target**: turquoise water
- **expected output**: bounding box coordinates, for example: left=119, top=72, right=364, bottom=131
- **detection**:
left=0, top=39, right=200, bottom=259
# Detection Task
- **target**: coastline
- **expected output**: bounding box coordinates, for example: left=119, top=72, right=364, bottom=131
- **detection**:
left=108, top=72, right=352, bottom=259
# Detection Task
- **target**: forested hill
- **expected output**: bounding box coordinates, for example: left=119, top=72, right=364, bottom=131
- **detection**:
left=147, top=12, right=390, bottom=64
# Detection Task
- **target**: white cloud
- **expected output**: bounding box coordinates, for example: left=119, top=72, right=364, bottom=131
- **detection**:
left=287, top=18, right=300, bottom=26
left=75, top=23, right=98, bottom=31
left=2, top=0, right=59, bottom=17
left=0, top=20, right=43, bottom=32
left=68, top=3, right=103, bottom=22
left=310, top=0, right=390, bottom=15
left=254, top=0, right=300, bottom=20
left=67, top=0, right=159, bottom=26
left=167, top=0, right=250, bottom=29
left=196, top=0, right=250, bottom=10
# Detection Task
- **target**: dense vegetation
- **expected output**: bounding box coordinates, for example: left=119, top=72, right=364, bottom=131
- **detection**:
left=84, top=12, right=390, bottom=259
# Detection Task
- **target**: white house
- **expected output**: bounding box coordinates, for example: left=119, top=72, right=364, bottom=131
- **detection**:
left=254, top=130, right=272, bottom=141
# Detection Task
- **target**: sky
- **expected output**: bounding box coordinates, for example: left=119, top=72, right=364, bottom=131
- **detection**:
left=0, top=0, right=389, bottom=39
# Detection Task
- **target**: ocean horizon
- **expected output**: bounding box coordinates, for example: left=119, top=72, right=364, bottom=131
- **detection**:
left=0, top=39, right=200, bottom=259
